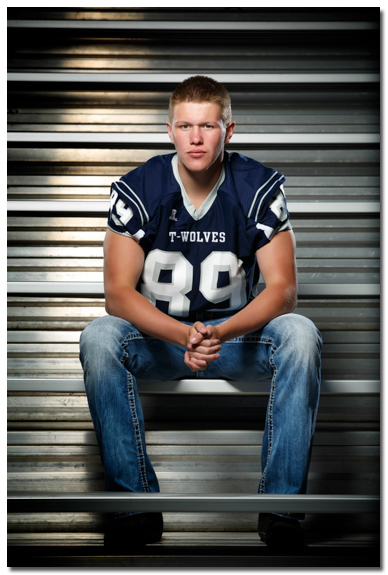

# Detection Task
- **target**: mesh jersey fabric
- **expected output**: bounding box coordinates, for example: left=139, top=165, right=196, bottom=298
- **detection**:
left=107, top=152, right=290, bottom=321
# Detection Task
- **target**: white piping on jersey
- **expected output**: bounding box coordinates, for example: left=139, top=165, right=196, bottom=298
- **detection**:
left=253, top=177, right=286, bottom=222
left=107, top=223, right=145, bottom=242
left=113, top=180, right=150, bottom=226
left=171, top=154, right=225, bottom=221
left=132, top=229, right=146, bottom=241
left=247, top=171, right=281, bottom=220
left=255, top=222, right=277, bottom=241
left=107, top=223, right=132, bottom=238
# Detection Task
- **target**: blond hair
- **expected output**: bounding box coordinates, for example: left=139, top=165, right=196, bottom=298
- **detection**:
left=169, top=75, right=232, bottom=125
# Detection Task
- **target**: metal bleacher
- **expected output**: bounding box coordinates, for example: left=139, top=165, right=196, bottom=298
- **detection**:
left=7, top=8, right=380, bottom=568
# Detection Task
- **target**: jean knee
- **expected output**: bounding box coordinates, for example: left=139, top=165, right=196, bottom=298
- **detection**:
left=80, top=316, right=105, bottom=358
left=291, top=314, right=321, bottom=348
left=79, top=315, right=130, bottom=367
left=271, top=313, right=322, bottom=360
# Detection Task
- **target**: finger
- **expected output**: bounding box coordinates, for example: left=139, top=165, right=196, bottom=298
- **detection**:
left=193, top=321, right=208, bottom=335
left=184, top=351, right=207, bottom=372
left=198, top=337, right=221, bottom=347
left=188, top=351, right=221, bottom=365
left=187, top=337, right=220, bottom=348
left=187, top=351, right=209, bottom=368
left=188, top=325, right=206, bottom=345
left=189, top=322, right=209, bottom=344
left=184, top=351, right=197, bottom=371
left=187, top=342, right=221, bottom=353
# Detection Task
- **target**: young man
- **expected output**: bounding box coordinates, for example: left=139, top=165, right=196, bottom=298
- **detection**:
left=80, top=75, right=322, bottom=551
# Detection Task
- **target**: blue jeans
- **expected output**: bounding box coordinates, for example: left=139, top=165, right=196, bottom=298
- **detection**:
left=80, top=313, right=322, bottom=515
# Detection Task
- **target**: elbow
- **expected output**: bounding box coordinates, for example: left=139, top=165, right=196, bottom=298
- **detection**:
left=287, top=299, right=297, bottom=314
left=285, top=284, right=298, bottom=313
left=104, top=283, right=135, bottom=318
left=104, top=286, right=119, bottom=316
left=104, top=294, right=114, bottom=316
left=277, top=281, right=297, bottom=314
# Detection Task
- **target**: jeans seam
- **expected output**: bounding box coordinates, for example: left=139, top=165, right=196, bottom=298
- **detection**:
left=259, top=340, right=277, bottom=495
left=126, top=371, right=150, bottom=493
left=119, top=331, right=144, bottom=360
left=119, top=330, right=150, bottom=493
left=225, top=336, right=274, bottom=344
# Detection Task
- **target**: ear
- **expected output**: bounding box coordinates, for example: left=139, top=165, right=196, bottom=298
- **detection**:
left=224, top=121, right=236, bottom=145
left=167, top=122, right=174, bottom=144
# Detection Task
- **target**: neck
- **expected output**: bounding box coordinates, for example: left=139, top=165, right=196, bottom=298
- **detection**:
left=177, top=160, right=223, bottom=208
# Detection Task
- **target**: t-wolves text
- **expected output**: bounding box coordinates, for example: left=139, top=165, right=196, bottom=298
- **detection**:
left=169, top=231, right=226, bottom=243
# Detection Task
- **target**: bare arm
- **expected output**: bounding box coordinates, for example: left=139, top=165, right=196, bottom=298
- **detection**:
left=103, top=229, right=221, bottom=367
left=209, top=230, right=297, bottom=343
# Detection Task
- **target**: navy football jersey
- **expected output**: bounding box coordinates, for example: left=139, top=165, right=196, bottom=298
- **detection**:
left=108, top=152, right=291, bottom=321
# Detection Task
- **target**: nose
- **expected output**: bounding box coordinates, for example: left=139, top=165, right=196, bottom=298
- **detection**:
left=190, top=126, right=202, bottom=145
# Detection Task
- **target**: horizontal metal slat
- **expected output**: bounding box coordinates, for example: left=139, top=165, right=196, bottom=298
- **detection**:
left=7, top=358, right=380, bottom=382
left=3, top=304, right=376, bottom=339
left=6, top=329, right=380, bottom=344
left=6, top=282, right=380, bottom=297
left=7, top=111, right=380, bottom=127
left=7, top=342, right=378, bottom=355
left=6, top=378, right=380, bottom=394
left=7, top=247, right=104, bottom=258
left=7, top=492, right=380, bottom=514
left=8, top=124, right=379, bottom=135
left=7, top=174, right=380, bottom=187
left=7, top=20, right=380, bottom=31
left=5, top=428, right=379, bottom=447
left=7, top=148, right=379, bottom=167
left=6, top=477, right=380, bottom=497
left=7, top=72, right=381, bottom=84
left=5, top=428, right=379, bottom=448
left=9, top=435, right=377, bottom=458
left=6, top=247, right=379, bottom=259
left=10, top=214, right=376, bottom=229
left=6, top=200, right=380, bottom=214
left=7, top=131, right=380, bottom=145
left=8, top=485, right=322, bottom=499
left=7, top=430, right=379, bottom=451
left=5, top=531, right=379, bottom=551
left=8, top=442, right=378, bottom=460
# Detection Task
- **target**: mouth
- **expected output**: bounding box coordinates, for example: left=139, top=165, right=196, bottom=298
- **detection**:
left=188, top=151, right=206, bottom=158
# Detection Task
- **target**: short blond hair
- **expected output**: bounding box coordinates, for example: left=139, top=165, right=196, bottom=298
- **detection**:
left=169, top=75, right=232, bottom=125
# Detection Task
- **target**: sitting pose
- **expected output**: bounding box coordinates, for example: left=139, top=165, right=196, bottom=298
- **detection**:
left=80, top=75, right=322, bottom=551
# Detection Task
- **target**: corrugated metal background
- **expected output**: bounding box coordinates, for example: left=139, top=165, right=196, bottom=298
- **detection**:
left=8, top=7, right=380, bottom=383
left=7, top=8, right=380, bottom=554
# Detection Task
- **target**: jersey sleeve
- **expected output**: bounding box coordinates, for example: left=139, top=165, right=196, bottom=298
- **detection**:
left=227, top=153, right=291, bottom=251
left=251, top=184, right=292, bottom=250
left=107, top=176, right=150, bottom=242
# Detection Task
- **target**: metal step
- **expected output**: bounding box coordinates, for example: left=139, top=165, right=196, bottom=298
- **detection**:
left=7, top=492, right=379, bottom=514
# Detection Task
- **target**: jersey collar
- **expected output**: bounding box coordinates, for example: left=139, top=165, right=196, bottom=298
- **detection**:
left=171, top=154, right=225, bottom=221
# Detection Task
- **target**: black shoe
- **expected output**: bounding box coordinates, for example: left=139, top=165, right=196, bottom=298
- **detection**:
left=104, top=512, right=163, bottom=551
left=258, top=513, right=305, bottom=553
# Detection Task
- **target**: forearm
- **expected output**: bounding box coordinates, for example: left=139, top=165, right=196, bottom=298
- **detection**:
left=214, top=230, right=298, bottom=343
left=215, top=283, right=297, bottom=343
left=104, top=230, right=191, bottom=347
left=105, top=286, right=190, bottom=347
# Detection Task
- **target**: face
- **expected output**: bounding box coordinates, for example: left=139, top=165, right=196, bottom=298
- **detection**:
left=167, top=101, right=235, bottom=178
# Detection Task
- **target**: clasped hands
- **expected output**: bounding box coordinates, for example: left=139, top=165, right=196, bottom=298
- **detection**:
left=184, top=321, right=222, bottom=372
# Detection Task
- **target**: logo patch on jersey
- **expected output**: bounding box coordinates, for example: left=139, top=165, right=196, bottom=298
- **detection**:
left=169, top=209, right=178, bottom=221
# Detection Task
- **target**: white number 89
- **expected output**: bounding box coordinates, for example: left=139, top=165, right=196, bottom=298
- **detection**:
left=141, top=249, right=247, bottom=316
